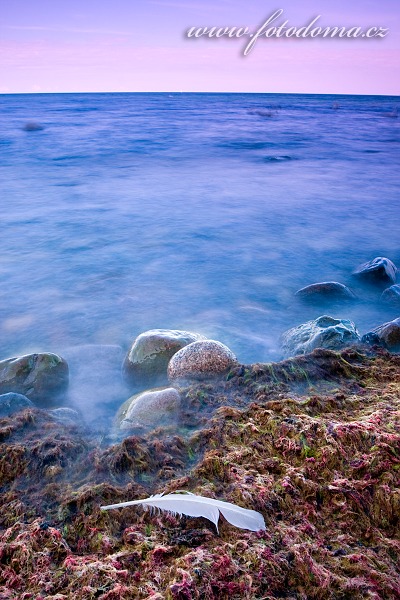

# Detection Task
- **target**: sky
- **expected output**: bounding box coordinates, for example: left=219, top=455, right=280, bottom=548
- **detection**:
left=1, top=0, right=399, bottom=94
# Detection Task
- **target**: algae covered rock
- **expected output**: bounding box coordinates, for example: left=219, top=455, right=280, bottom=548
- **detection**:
left=0, top=392, right=34, bottom=417
left=381, top=284, right=400, bottom=306
left=116, top=387, right=181, bottom=430
left=123, top=329, right=205, bottom=390
left=363, top=317, right=400, bottom=352
left=353, top=256, right=397, bottom=285
left=168, top=340, right=238, bottom=381
left=0, top=353, right=69, bottom=405
left=281, top=315, right=361, bottom=358
left=295, top=282, right=356, bottom=302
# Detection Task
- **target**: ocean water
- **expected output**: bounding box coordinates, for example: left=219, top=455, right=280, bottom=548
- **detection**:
left=0, top=92, right=399, bottom=379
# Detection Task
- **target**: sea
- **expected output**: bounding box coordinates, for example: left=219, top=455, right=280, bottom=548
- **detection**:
left=0, top=93, right=399, bottom=419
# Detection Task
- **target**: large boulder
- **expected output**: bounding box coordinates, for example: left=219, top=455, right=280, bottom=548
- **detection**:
left=381, top=284, right=400, bottom=306
left=0, top=393, right=34, bottom=418
left=123, top=329, right=205, bottom=390
left=281, top=316, right=361, bottom=358
left=0, top=353, right=69, bottom=405
left=353, top=257, right=397, bottom=285
left=168, top=340, right=238, bottom=382
left=116, top=387, right=181, bottom=431
left=295, top=282, right=356, bottom=302
left=362, top=318, right=400, bottom=352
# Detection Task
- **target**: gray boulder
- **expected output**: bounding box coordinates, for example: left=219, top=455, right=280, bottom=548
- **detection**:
left=281, top=315, right=361, bottom=358
left=363, top=318, right=400, bottom=352
left=0, top=353, right=69, bottom=405
left=168, top=340, right=238, bottom=382
left=381, top=284, right=400, bottom=306
left=0, top=393, right=34, bottom=418
left=123, top=329, right=205, bottom=390
left=116, top=387, right=181, bottom=430
left=295, top=282, right=356, bottom=302
left=353, top=257, right=397, bottom=284
left=48, top=407, right=80, bottom=425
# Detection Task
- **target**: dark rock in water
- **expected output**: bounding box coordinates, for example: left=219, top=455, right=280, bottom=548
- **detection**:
left=168, top=340, right=238, bottom=381
left=116, top=387, right=181, bottom=431
left=360, top=332, right=386, bottom=348
left=281, top=315, right=361, bottom=358
left=22, top=122, right=44, bottom=131
left=381, top=284, right=400, bottom=306
left=353, top=257, right=397, bottom=284
left=123, top=329, right=205, bottom=390
left=0, top=353, right=69, bottom=405
left=295, top=282, right=357, bottom=302
left=363, top=318, right=400, bottom=351
left=0, top=393, right=34, bottom=417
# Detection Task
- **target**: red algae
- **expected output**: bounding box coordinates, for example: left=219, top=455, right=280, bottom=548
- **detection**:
left=0, top=347, right=399, bottom=599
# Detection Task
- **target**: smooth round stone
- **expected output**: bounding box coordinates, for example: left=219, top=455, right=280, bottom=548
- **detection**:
left=381, top=285, right=400, bottom=306
left=48, top=407, right=80, bottom=424
left=168, top=340, right=238, bottom=381
left=0, top=393, right=34, bottom=418
left=363, top=318, right=400, bottom=351
left=123, top=329, right=206, bottom=390
left=0, top=353, right=69, bottom=406
left=116, top=387, right=181, bottom=430
left=281, top=315, right=361, bottom=358
left=22, top=122, right=44, bottom=131
left=353, top=257, right=397, bottom=284
left=295, top=282, right=356, bottom=302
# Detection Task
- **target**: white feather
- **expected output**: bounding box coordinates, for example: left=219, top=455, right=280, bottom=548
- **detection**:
left=101, top=491, right=265, bottom=532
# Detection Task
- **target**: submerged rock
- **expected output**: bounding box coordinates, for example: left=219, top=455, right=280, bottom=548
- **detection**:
left=363, top=318, right=400, bottom=352
left=353, top=256, right=397, bottom=284
left=0, top=353, right=69, bottom=405
left=281, top=315, right=361, bottom=358
left=116, top=387, right=181, bottom=430
left=22, top=122, right=44, bottom=132
left=0, top=392, right=34, bottom=417
left=168, top=340, right=238, bottom=381
left=48, top=407, right=80, bottom=425
left=295, top=282, right=356, bottom=302
left=381, top=284, right=400, bottom=306
left=123, top=329, right=205, bottom=390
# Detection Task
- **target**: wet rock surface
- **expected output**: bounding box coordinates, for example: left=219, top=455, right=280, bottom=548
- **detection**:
left=381, top=284, right=400, bottom=305
left=364, top=317, right=400, bottom=351
left=116, top=387, right=181, bottom=431
left=123, top=329, right=205, bottom=390
left=0, top=392, right=34, bottom=417
left=353, top=256, right=397, bottom=285
left=281, top=315, right=361, bottom=358
left=295, top=281, right=356, bottom=302
left=0, top=353, right=69, bottom=405
left=168, top=340, right=238, bottom=381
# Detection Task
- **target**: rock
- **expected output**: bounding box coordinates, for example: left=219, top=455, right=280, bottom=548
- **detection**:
left=362, top=318, right=400, bottom=351
left=123, top=329, right=206, bottom=390
left=353, top=257, right=397, bottom=285
left=0, top=353, right=69, bottom=406
left=23, top=122, right=44, bottom=131
left=281, top=316, right=361, bottom=358
left=48, top=407, right=80, bottom=425
left=295, top=282, right=356, bottom=302
left=0, top=393, right=34, bottom=418
left=381, top=284, right=400, bottom=306
left=116, top=387, right=181, bottom=430
left=168, top=340, right=238, bottom=381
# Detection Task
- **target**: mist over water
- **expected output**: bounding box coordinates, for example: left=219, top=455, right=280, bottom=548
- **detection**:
left=0, top=92, right=399, bottom=419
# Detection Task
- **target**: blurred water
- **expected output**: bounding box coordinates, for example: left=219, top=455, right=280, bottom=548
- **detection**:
left=0, top=92, right=399, bottom=369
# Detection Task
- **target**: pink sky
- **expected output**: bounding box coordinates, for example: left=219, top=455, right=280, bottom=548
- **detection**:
left=1, top=0, right=399, bottom=94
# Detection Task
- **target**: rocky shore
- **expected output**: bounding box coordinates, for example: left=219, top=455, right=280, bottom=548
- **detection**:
left=0, top=345, right=399, bottom=599
left=0, top=255, right=399, bottom=598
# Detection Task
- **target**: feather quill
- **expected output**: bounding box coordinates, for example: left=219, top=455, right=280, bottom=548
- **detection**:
left=101, top=491, right=265, bottom=532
